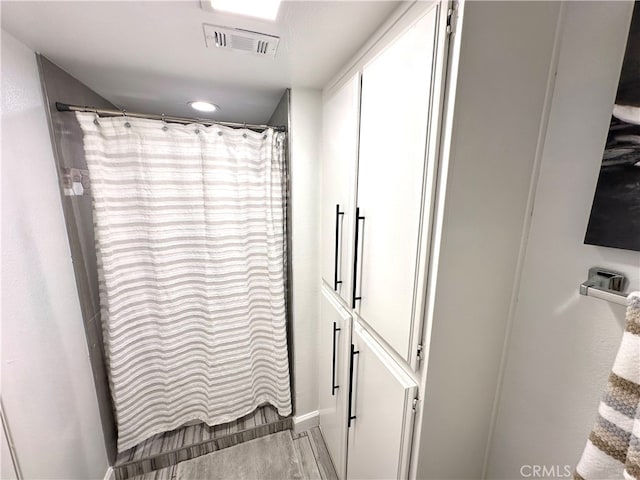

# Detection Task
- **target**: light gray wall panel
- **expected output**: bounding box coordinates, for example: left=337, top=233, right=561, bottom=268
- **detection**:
left=37, top=55, right=118, bottom=464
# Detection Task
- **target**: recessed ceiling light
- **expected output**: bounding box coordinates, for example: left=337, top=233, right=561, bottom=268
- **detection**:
left=210, top=0, right=282, bottom=21
left=189, top=101, right=219, bottom=113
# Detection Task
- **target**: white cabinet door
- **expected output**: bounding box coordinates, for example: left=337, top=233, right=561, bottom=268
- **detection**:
left=318, top=286, right=352, bottom=479
left=354, top=9, right=438, bottom=361
left=347, top=321, right=418, bottom=480
left=321, top=73, right=360, bottom=303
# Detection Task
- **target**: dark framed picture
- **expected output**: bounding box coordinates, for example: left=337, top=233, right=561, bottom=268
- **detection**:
left=584, top=3, right=640, bottom=253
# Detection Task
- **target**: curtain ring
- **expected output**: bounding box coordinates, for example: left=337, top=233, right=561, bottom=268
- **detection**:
left=93, top=108, right=100, bottom=126
left=161, top=114, right=168, bottom=131
left=122, top=109, right=131, bottom=128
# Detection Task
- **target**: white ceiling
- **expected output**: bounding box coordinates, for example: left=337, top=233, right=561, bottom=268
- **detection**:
left=1, top=0, right=400, bottom=123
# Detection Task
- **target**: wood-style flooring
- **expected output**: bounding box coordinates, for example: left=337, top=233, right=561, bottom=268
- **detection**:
left=114, top=405, right=292, bottom=480
left=129, top=427, right=338, bottom=480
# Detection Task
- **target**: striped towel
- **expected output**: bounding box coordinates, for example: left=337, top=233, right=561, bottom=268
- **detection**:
left=575, top=292, right=640, bottom=480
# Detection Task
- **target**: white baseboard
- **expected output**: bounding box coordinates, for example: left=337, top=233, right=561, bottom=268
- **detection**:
left=293, top=410, right=319, bottom=435
left=104, top=466, right=115, bottom=480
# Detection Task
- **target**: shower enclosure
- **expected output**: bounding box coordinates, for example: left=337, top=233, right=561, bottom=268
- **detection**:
left=38, top=56, right=292, bottom=478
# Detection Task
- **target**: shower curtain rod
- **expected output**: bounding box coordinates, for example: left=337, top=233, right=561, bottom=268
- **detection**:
left=55, top=102, right=287, bottom=132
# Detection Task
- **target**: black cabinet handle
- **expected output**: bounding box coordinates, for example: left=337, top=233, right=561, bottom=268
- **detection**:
left=347, top=343, right=360, bottom=427
left=334, top=204, right=344, bottom=291
left=351, top=208, right=365, bottom=308
left=332, top=322, right=341, bottom=396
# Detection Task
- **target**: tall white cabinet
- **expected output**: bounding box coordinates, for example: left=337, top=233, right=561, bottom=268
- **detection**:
left=346, top=323, right=418, bottom=480
left=318, top=287, right=352, bottom=479
left=316, top=0, right=561, bottom=478
left=355, top=8, right=439, bottom=363
left=317, top=2, right=446, bottom=479
left=320, top=74, right=360, bottom=305
left=318, top=285, right=419, bottom=480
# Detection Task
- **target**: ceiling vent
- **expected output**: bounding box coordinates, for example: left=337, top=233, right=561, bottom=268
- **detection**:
left=203, top=24, right=280, bottom=58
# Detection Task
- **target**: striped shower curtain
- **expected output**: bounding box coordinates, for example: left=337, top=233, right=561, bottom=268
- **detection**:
left=76, top=113, right=292, bottom=452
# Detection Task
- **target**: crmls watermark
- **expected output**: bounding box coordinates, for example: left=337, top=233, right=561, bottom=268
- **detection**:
left=520, top=465, right=572, bottom=478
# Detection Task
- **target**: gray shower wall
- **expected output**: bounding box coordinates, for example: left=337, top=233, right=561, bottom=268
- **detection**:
left=37, top=55, right=118, bottom=464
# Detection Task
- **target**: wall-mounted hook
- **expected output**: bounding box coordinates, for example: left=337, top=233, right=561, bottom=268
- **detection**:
left=122, top=109, right=131, bottom=128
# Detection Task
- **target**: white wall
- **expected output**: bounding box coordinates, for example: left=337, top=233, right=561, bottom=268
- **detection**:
left=1, top=30, right=108, bottom=479
left=1, top=418, right=18, bottom=480
left=414, top=2, right=561, bottom=478
left=486, top=2, right=640, bottom=478
left=288, top=88, right=322, bottom=417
